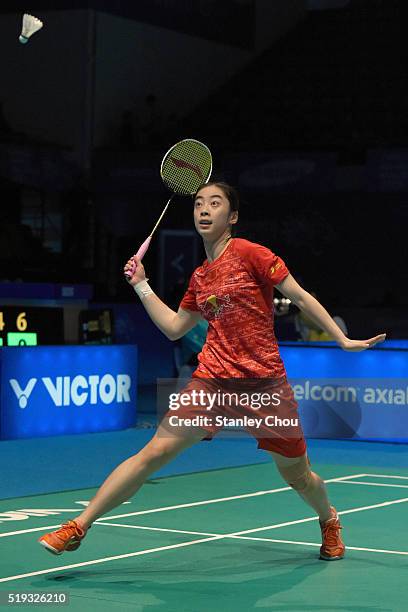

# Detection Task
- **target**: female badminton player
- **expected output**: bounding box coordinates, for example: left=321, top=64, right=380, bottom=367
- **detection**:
left=39, top=182, right=386, bottom=560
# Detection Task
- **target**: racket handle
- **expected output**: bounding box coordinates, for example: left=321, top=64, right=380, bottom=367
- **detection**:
left=124, top=236, right=152, bottom=279
left=136, top=236, right=152, bottom=260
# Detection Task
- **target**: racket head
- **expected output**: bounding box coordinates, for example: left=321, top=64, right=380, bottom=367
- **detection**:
left=160, top=138, right=212, bottom=196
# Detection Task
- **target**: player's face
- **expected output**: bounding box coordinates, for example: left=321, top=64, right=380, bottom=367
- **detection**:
left=193, top=185, right=237, bottom=240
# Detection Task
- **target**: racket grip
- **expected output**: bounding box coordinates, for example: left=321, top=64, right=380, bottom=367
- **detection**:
left=136, top=236, right=152, bottom=260
left=124, top=236, right=152, bottom=279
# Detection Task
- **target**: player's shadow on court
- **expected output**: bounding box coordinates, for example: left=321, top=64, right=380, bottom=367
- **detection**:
left=36, top=542, right=391, bottom=609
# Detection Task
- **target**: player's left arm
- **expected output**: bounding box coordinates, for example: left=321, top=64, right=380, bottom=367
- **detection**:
left=276, top=273, right=386, bottom=352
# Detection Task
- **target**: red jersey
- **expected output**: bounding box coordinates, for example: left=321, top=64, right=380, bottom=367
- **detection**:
left=180, top=238, right=290, bottom=379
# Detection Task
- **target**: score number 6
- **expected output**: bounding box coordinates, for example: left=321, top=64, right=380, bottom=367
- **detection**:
left=17, top=312, right=28, bottom=332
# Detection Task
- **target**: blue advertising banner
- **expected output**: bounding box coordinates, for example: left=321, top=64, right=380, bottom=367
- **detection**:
left=0, top=345, right=138, bottom=440
left=280, top=343, right=408, bottom=442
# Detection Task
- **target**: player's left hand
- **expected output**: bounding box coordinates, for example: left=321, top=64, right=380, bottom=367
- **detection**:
left=338, top=333, right=386, bottom=352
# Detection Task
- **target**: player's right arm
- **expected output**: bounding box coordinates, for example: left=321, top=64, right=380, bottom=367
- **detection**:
left=124, top=256, right=202, bottom=341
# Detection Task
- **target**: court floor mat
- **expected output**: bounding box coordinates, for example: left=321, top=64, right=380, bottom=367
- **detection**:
left=0, top=461, right=407, bottom=611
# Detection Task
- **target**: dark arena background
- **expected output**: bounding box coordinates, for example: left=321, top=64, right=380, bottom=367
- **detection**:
left=0, top=1, right=407, bottom=610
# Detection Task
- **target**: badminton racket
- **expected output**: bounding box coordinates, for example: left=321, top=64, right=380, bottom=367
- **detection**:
left=125, top=138, right=212, bottom=278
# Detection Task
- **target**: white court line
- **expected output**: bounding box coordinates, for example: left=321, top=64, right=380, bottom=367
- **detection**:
left=97, top=521, right=218, bottom=537
left=231, top=537, right=408, bottom=557
left=97, top=522, right=408, bottom=557
left=0, top=472, right=365, bottom=539
left=215, top=496, right=408, bottom=538
left=364, top=474, right=408, bottom=481
left=1, top=494, right=408, bottom=583
left=335, top=480, right=408, bottom=489
left=0, top=535, right=225, bottom=583
left=93, top=472, right=365, bottom=522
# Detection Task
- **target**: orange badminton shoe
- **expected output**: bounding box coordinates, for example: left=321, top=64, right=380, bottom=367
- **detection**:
left=38, top=520, right=87, bottom=555
left=319, top=506, right=345, bottom=561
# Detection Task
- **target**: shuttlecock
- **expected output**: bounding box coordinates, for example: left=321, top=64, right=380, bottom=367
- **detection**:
left=19, top=14, right=43, bottom=44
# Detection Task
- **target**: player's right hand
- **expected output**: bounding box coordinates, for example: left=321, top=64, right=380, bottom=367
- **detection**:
left=124, top=255, right=146, bottom=286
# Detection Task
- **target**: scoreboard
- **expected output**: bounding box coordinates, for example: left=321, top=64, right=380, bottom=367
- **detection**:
left=0, top=306, right=64, bottom=346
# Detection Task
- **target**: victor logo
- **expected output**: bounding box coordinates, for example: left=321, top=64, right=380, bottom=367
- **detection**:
left=8, top=374, right=131, bottom=408
left=9, top=378, right=37, bottom=409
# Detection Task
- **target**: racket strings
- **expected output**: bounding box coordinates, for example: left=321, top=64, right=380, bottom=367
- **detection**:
left=161, top=139, right=212, bottom=195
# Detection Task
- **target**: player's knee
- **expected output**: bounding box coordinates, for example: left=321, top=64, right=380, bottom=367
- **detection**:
left=277, top=455, right=313, bottom=493
left=141, top=438, right=179, bottom=467
left=284, top=469, right=313, bottom=493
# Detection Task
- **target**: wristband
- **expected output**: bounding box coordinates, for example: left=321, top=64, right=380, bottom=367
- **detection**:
left=134, top=279, right=153, bottom=300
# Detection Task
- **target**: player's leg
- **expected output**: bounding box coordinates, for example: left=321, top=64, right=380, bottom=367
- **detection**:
left=269, top=450, right=331, bottom=521
left=38, top=424, right=204, bottom=555
left=270, top=450, right=344, bottom=560
left=252, top=376, right=344, bottom=559
left=77, top=425, right=203, bottom=527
